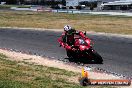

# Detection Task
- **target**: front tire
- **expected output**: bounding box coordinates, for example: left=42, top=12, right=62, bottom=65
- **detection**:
left=89, top=49, right=103, bottom=64
left=93, top=51, right=103, bottom=64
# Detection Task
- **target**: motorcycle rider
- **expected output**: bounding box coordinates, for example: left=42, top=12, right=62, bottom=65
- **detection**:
left=61, top=25, right=86, bottom=50
left=63, top=25, right=76, bottom=46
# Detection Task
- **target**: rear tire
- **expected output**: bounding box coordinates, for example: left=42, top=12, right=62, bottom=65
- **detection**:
left=66, top=50, right=73, bottom=58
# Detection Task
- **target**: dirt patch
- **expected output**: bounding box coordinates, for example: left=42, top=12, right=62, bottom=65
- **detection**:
left=0, top=49, right=79, bottom=73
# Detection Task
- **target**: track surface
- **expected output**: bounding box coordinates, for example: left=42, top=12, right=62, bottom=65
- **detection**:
left=0, top=28, right=132, bottom=78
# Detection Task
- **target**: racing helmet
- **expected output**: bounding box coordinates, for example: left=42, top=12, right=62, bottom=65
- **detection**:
left=64, top=25, right=72, bottom=32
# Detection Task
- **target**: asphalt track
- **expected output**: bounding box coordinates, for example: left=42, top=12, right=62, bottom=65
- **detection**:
left=0, top=28, right=132, bottom=78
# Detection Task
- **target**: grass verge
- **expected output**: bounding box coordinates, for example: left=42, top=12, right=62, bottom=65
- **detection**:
left=0, top=5, right=31, bottom=9
left=0, top=53, right=82, bottom=88
left=0, top=53, right=118, bottom=88
left=0, top=11, right=132, bottom=34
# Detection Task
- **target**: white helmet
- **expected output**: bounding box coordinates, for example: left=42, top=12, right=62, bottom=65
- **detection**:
left=64, top=25, right=72, bottom=32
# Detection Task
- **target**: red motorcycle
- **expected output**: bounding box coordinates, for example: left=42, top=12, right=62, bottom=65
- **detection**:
left=58, top=31, right=103, bottom=64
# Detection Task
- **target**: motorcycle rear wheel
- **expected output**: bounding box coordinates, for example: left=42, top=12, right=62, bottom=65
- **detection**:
left=66, top=50, right=74, bottom=58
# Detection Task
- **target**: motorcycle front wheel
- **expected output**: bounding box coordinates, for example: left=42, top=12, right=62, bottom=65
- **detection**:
left=89, top=49, right=103, bottom=64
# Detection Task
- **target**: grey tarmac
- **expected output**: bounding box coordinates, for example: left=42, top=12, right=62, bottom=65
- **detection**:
left=0, top=28, right=131, bottom=78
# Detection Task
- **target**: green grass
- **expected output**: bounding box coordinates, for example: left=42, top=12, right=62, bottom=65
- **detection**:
left=0, top=53, right=118, bottom=88
left=0, top=10, right=132, bottom=34
left=0, top=5, right=31, bottom=9
left=0, top=53, right=82, bottom=88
